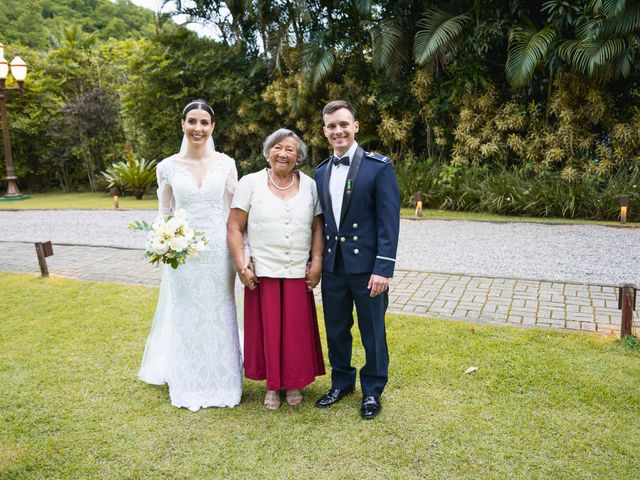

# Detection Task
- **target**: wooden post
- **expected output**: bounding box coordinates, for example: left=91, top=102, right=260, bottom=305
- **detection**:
left=414, top=191, right=423, bottom=217
left=34, top=241, right=53, bottom=277
left=619, top=195, right=629, bottom=225
left=110, top=188, right=119, bottom=209
left=618, top=283, right=637, bottom=338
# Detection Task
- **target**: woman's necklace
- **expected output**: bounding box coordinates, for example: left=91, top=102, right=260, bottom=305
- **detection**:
left=267, top=169, right=296, bottom=190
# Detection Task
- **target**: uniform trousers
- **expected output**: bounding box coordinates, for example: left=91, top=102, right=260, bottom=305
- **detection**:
left=321, top=247, right=389, bottom=397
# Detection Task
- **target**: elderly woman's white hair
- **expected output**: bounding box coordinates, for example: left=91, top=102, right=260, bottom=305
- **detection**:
left=263, top=128, right=308, bottom=164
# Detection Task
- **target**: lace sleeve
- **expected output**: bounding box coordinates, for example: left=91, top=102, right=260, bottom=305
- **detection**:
left=157, top=162, right=175, bottom=216
left=225, top=158, right=239, bottom=207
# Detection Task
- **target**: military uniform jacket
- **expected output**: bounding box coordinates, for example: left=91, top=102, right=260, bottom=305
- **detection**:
left=314, top=145, right=400, bottom=278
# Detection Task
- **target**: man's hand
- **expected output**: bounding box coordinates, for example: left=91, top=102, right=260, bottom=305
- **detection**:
left=367, top=274, right=389, bottom=297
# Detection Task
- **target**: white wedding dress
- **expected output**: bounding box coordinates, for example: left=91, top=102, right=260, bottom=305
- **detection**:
left=138, top=151, right=242, bottom=410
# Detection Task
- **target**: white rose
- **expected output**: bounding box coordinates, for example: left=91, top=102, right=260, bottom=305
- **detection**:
left=162, top=225, right=175, bottom=240
left=169, top=236, right=188, bottom=252
left=174, top=209, right=187, bottom=221
left=166, top=217, right=180, bottom=233
left=152, top=238, right=169, bottom=255
left=152, top=221, right=169, bottom=237
left=182, top=226, right=195, bottom=240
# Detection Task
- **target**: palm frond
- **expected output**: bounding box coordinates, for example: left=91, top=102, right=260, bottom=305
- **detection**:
left=600, top=4, right=640, bottom=36
left=613, top=48, right=634, bottom=76
left=370, top=18, right=404, bottom=72
left=590, top=0, right=627, bottom=18
left=506, top=24, right=558, bottom=87
left=575, top=17, right=604, bottom=40
left=301, top=40, right=336, bottom=88
left=556, top=38, right=624, bottom=81
left=300, top=29, right=337, bottom=88
left=588, top=36, right=628, bottom=66
left=311, top=50, right=336, bottom=87
left=557, top=39, right=597, bottom=76
left=413, top=8, right=471, bottom=66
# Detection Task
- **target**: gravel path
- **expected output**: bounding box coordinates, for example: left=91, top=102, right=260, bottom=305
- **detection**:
left=1, top=210, right=638, bottom=286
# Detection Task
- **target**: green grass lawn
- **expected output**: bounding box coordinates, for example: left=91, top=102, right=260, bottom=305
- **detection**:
left=1, top=192, right=632, bottom=226
left=400, top=207, right=632, bottom=226
left=0, top=192, right=157, bottom=210
left=1, top=273, right=639, bottom=479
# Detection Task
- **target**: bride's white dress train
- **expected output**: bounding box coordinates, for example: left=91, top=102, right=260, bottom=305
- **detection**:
left=138, top=153, right=242, bottom=411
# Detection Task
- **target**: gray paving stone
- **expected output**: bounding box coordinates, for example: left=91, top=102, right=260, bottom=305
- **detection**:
left=4, top=236, right=639, bottom=336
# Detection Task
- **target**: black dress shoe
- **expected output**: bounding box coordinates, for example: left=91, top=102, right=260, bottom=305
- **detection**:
left=360, top=396, right=382, bottom=420
left=315, top=387, right=354, bottom=408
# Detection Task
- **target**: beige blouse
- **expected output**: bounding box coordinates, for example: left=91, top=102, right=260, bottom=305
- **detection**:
left=231, top=168, right=322, bottom=278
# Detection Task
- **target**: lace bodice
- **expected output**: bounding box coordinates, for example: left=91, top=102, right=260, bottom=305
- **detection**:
left=156, top=153, right=238, bottom=228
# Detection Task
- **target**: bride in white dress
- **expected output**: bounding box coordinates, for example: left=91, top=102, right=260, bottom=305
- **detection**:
left=138, top=100, right=243, bottom=411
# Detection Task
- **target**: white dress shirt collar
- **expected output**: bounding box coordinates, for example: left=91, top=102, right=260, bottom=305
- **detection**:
left=332, top=142, right=359, bottom=166
left=329, top=142, right=358, bottom=228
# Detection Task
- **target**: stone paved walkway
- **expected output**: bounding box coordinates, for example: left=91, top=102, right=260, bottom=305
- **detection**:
left=2, top=240, right=636, bottom=336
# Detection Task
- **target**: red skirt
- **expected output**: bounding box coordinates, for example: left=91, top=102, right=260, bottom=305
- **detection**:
left=244, top=277, right=326, bottom=390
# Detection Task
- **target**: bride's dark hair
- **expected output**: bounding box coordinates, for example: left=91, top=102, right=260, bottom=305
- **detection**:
left=182, top=99, right=215, bottom=120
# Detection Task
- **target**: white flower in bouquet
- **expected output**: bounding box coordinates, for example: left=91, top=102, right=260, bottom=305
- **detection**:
left=182, top=225, right=195, bottom=241
left=166, top=216, right=182, bottom=233
left=173, top=209, right=187, bottom=221
left=152, top=238, right=170, bottom=255
left=153, top=222, right=173, bottom=240
left=129, top=209, right=209, bottom=269
left=169, top=236, right=189, bottom=252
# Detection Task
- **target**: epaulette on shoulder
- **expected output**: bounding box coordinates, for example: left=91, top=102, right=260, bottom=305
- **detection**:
left=315, top=157, right=332, bottom=169
left=364, top=151, right=391, bottom=163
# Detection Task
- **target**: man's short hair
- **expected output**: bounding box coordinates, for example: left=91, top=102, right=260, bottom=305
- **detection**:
left=322, top=100, right=355, bottom=118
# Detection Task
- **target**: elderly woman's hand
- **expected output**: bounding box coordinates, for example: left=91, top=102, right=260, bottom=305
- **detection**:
left=239, top=259, right=260, bottom=290
left=305, top=259, right=322, bottom=291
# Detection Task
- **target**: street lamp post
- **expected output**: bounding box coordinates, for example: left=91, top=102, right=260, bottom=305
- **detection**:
left=0, top=42, right=29, bottom=200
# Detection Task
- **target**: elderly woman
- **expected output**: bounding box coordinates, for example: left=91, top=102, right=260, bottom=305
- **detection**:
left=228, top=129, right=325, bottom=409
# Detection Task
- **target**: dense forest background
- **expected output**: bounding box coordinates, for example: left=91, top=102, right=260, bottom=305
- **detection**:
left=1, top=0, right=639, bottom=219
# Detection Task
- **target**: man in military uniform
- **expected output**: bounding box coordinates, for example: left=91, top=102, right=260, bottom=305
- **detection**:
left=313, top=100, right=400, bottom=420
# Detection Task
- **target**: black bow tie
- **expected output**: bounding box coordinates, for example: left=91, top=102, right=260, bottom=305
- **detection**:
left=332, top=155, right=350, bottom=166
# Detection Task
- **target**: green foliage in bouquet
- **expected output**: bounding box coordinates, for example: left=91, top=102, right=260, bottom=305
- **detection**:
left=127, top=220, right=152, bottom=232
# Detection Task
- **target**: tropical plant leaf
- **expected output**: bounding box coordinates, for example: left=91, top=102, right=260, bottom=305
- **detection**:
left=557, top=37, right=629, bottom=80
left=589, top=36, right=628, bottom=66
left=590, top=0, right=627, bottom=18
left=613, top=48, right=634, bottom=77
left=301, top=34, right=336, bottom=88
left=370, top=18, right=404, bottom=75
left=506, top=23, right=558, bottom=87
left=414, top=8, right=471, bottom=66
left=557, top=39, right=595, bottom=76
left=600, top=4, right=640, bottom=36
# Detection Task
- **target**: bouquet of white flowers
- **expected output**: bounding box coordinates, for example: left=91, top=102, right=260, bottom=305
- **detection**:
left=129, top=209, right=209, bottom=269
